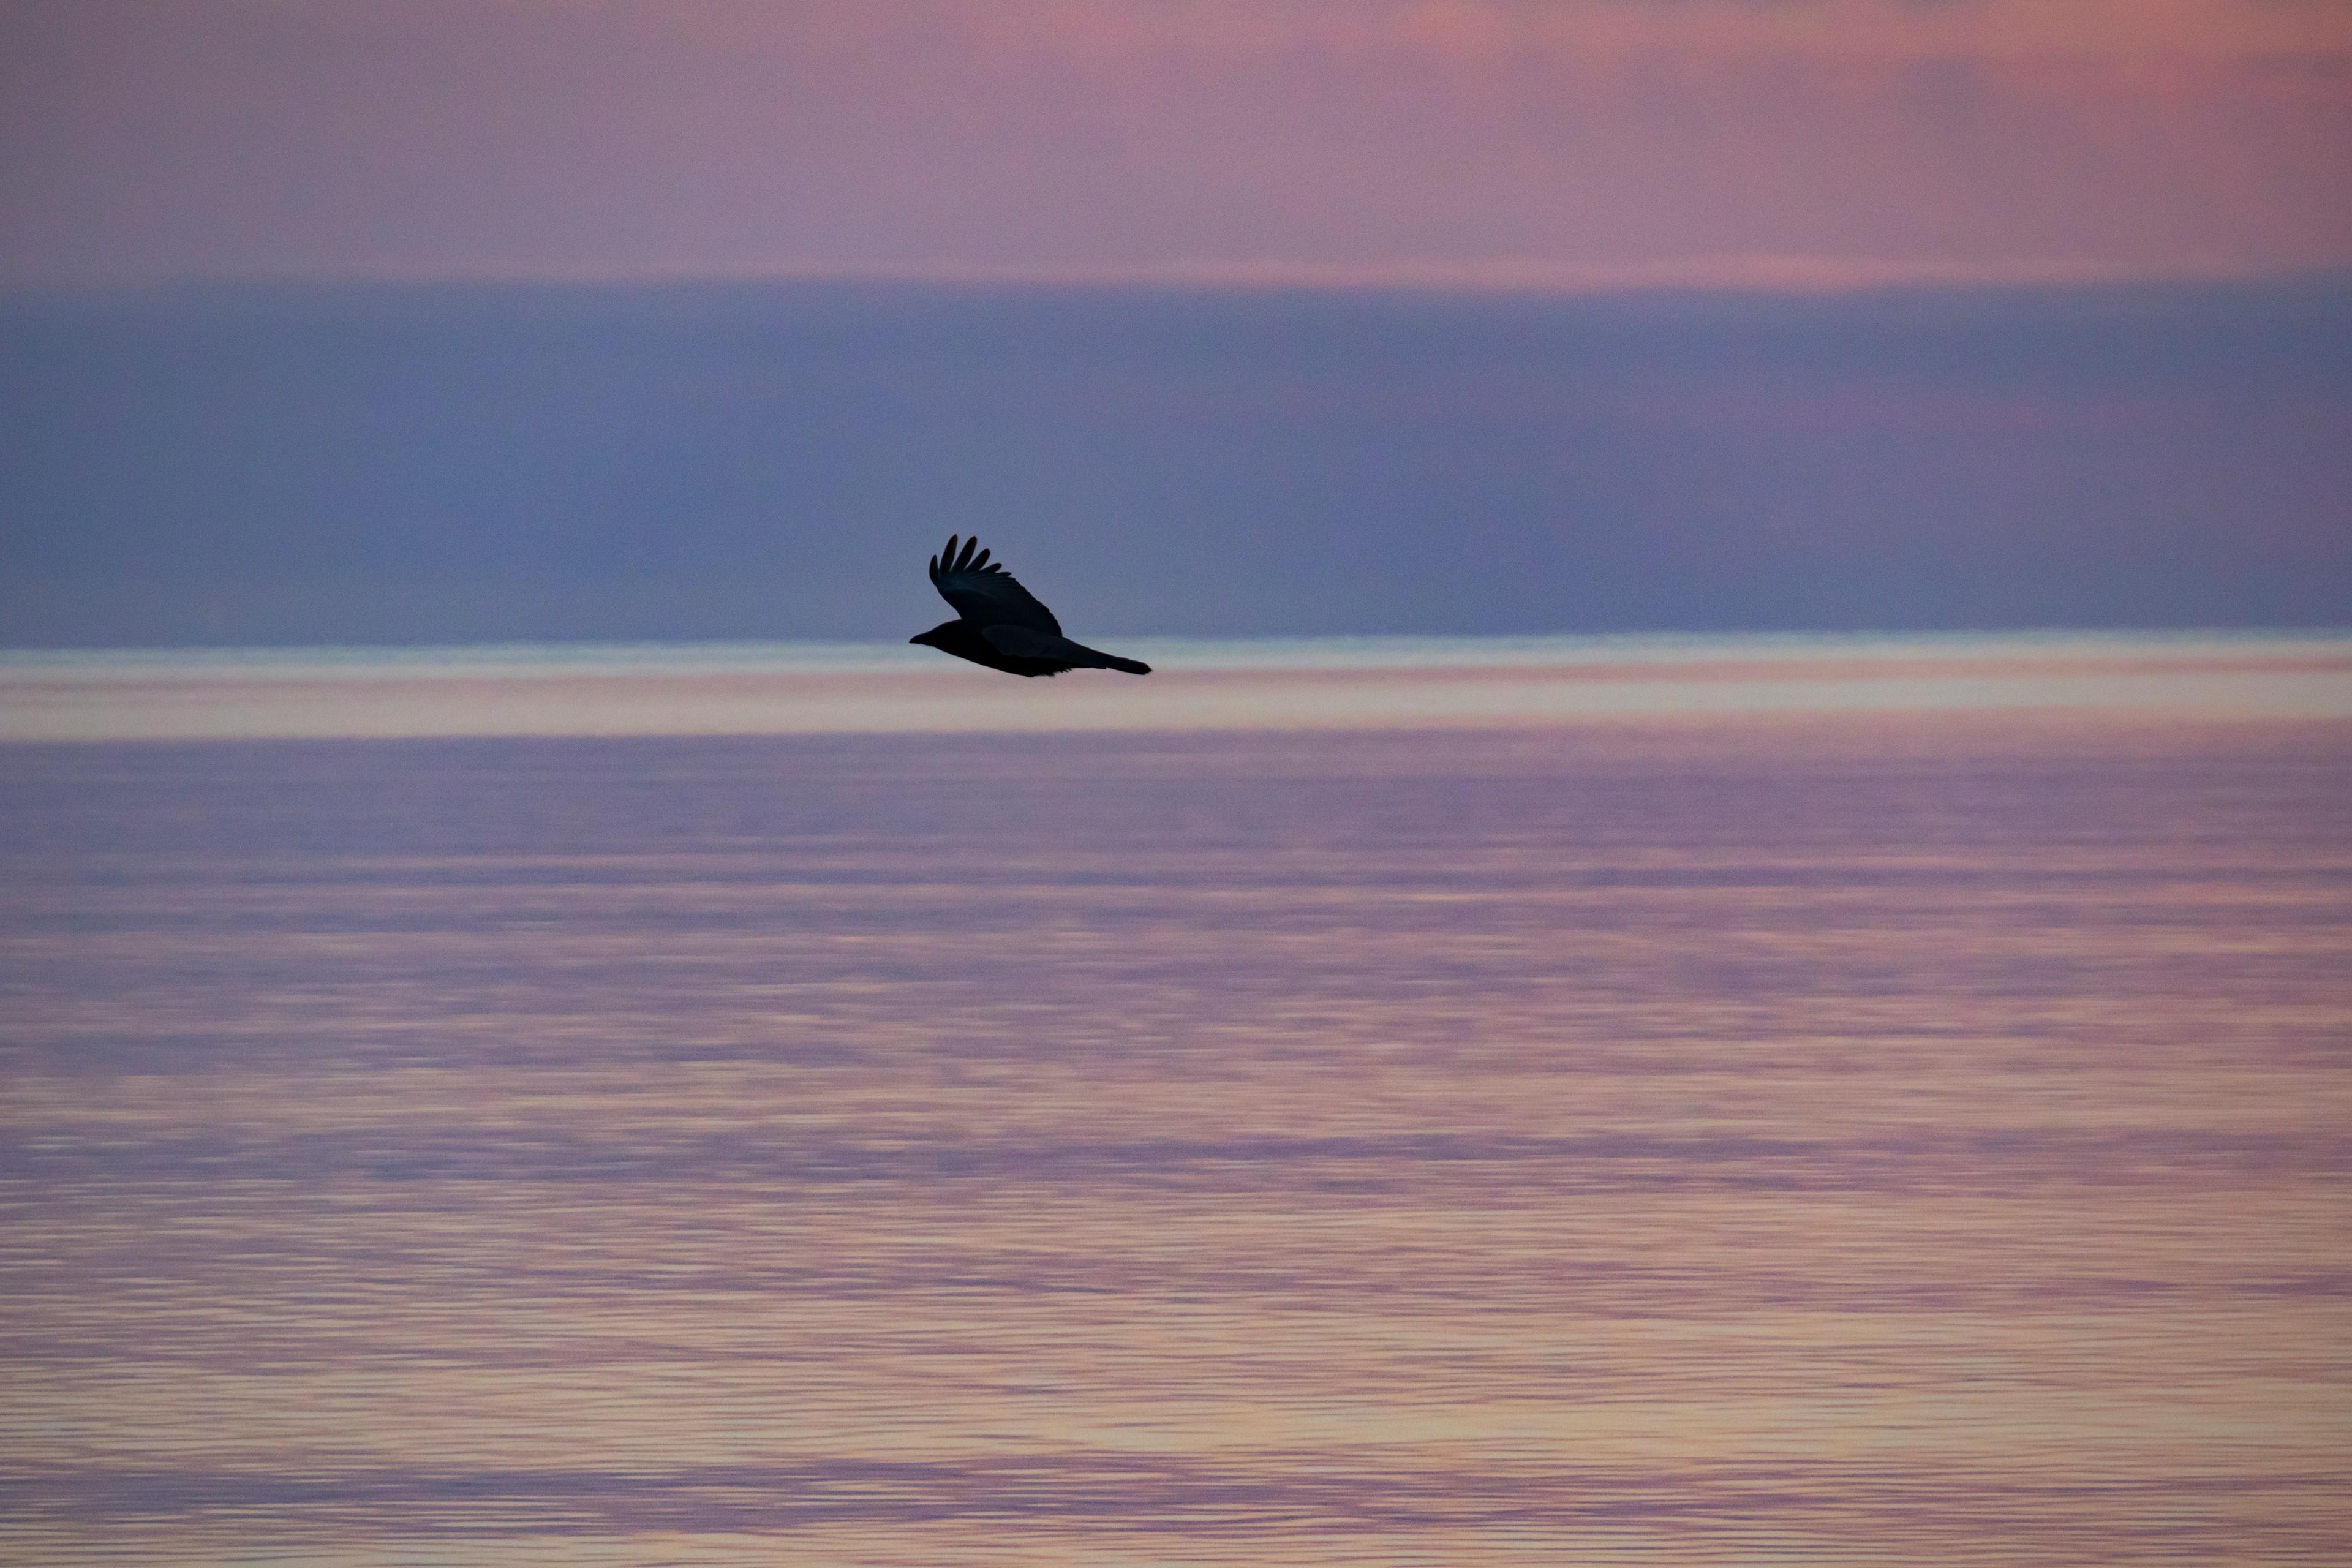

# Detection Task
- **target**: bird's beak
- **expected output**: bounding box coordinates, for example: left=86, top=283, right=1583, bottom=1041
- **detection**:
left=907, top=633, right=925, bottom=645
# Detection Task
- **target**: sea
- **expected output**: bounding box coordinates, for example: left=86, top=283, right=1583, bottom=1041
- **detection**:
left=3, top=632, right=2348, bottom=1564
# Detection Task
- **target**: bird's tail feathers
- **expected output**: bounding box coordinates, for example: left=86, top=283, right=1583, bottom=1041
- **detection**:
left=1065, top=642, right=1150, bottom=675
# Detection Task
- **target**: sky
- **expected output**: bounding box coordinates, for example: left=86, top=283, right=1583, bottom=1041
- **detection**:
left=6, top=0, right=2350, bottom=288
left=2, top=0, right=2348, bottom=644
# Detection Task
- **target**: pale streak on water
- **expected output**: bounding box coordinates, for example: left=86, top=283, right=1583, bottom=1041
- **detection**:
left=2, top=638, right=2349, bottom=1564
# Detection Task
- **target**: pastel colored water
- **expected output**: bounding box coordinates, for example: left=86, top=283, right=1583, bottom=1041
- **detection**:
left=2, top=643, right=2349, bottom=1562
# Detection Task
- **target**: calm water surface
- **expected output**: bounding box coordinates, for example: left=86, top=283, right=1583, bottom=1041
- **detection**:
left=3, top=712, right=2348, bottom=1562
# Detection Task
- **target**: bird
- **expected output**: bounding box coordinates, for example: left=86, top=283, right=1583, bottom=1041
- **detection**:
left=909, top=535, right=1152, bottom=678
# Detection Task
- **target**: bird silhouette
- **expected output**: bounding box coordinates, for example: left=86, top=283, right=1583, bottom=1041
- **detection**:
left=909, top=535, right=1152, bottom=677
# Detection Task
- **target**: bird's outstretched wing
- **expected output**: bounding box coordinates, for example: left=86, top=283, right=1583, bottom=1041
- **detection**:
left=928, top=535, right=1061, bottom=636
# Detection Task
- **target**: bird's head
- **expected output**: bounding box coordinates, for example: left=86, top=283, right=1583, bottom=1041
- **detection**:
left=908, top=622, right=955, bottom=649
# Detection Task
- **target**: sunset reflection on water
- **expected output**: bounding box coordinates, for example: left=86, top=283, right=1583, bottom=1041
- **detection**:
left=2, top=645, right=2348, bottom=1562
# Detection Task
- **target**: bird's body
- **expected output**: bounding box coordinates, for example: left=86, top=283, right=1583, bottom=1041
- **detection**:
left=910, top=535, right=1150, bottom=677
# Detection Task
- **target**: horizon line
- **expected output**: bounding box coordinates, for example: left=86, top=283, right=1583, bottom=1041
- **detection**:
left=10, top=627, right=2350, bottom=668
left=10, top=255, right=2352, bottom=304
left=8, top=628, right=2348, bottom=741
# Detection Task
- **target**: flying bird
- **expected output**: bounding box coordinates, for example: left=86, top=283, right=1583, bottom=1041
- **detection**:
left=910, top=535, right=1152, bottom=677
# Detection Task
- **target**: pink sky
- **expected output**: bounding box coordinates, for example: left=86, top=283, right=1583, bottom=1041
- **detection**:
left=3, top=0, right=2350, bottom=288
